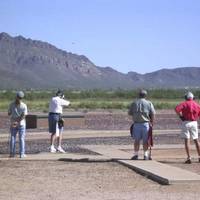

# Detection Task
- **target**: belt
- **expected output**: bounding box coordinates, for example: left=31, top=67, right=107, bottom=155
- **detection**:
left=49, top=112, right=60, bottom=115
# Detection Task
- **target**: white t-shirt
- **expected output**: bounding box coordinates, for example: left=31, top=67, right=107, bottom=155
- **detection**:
left=49, top=96, right=70, bottom=114
left=8, top=101, right=28, bottom=126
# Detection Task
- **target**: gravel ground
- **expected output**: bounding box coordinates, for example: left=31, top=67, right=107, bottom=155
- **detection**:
left=0, top=134, right=183, bottom=155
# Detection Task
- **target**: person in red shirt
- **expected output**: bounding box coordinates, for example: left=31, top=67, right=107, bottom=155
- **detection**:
left=175, top=92, right=200, bottom=164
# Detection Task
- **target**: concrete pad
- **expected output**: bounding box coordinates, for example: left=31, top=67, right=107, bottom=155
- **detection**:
left=85, top=145, right=200, bottom=185
left=115, top=144, right=198, bottom=159
left=83, top=145, right=132, bottom=160
left=116, top=144, right=185, bottom=150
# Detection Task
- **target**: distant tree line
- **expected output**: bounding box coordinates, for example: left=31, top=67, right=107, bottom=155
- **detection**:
left=0, top=88, right=199, bottom=100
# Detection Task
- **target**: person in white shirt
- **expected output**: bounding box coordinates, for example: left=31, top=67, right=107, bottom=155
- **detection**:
left=48, top=90, right=70, bottom=153
left=8, top=91, right=28, bottom=158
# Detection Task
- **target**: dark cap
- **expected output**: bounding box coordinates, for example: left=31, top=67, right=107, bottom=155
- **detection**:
left=56, top=89, right=64, bottom=97
left=139, top=89, right=147, bottom=97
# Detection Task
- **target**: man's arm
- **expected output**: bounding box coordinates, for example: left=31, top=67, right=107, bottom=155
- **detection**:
left=17, top=105, right=28, bottom=122
left=8, top=104, right=12, bottom=116
left=149, top=102, right=156, bottom=125
left=175, top=105, right=185, bottom=121
left=149, top=113, right=155, bottom=125
left=60, top=99, right=70, bottom=107
left=16, top=113, right=24, bottom=122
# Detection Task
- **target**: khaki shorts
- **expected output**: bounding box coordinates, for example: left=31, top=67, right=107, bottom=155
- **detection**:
left=182, top=121, right=198, bottom=140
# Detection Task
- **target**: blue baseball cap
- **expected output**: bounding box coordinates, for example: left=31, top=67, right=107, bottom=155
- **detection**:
left=16, top=91, right=24, bottom=98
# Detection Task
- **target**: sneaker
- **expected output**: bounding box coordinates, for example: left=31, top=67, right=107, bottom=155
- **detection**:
left=131, top=155, right=138, bottom=160
left=50, top=145, right=56, bottom=153
left=144, top=155, right=150, bottom=160
left=185, top=158, right=192, bottom=164
left=20, top=154, right=27, bottom=158
left=57, top=146, right=66, bottom=153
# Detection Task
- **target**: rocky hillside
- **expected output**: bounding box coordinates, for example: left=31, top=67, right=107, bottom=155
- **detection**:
left=0, top=32, right=200, bottom=89
left=127, top=67, right=200, bottom=88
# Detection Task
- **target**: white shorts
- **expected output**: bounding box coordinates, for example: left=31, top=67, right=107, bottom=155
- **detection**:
left=181, top=121, right=198, bottom=140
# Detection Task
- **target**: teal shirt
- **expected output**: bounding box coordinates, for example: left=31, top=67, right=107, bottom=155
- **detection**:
left=128, top=98, right=155, bottom=123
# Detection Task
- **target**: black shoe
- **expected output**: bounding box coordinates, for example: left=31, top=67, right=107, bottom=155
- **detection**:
left=199, top=158, right=200, bottom=163
left=131, top=155, right=138, bottom=160
left=185, top=158, right=192, bottom=164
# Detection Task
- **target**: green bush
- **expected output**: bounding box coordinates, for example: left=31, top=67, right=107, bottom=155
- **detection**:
left=0, top=89, right=198, bottom=111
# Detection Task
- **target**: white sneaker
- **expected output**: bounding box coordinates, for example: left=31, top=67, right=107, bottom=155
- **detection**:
left=50, top=145, right=56, bottom=153
left=20, top=154, right=27, bottom=158
left=57, top=146, right=66, bottom=153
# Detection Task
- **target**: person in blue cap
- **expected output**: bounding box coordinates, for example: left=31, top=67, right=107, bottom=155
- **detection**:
left=8, top=91, right=28, bottom=158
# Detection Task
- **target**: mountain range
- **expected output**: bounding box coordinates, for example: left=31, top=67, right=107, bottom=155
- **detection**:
left=0, top=32, right=200, bottom=89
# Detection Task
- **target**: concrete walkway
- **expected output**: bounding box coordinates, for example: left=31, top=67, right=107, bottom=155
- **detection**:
left=118, top=159, right=200, bottom=185
left=84, top=145, right=200, bottom=185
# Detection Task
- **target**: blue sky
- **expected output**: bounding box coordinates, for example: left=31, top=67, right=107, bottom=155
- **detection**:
left=0, top=0, right=200, bottom=74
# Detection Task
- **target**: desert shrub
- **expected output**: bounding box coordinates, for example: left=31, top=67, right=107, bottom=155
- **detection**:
left=153, top=102, right=177, bottom=109
left=0, top=89, right=199, bottom=111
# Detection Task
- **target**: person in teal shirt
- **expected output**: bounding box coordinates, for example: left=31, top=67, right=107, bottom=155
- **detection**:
left=128, top=89, right=155, bottom=160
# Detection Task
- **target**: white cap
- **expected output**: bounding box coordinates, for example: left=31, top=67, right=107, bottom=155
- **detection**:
left=185, top=92, right=194, bottom=100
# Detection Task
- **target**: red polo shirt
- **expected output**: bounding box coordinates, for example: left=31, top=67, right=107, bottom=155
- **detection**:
left=175, top=99, right=200, bottom=121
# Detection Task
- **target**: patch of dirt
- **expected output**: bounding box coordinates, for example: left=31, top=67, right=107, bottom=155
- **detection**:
left=159, top=159, right=200, bottom=175
left=0, top=160, right=200, bottom=200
